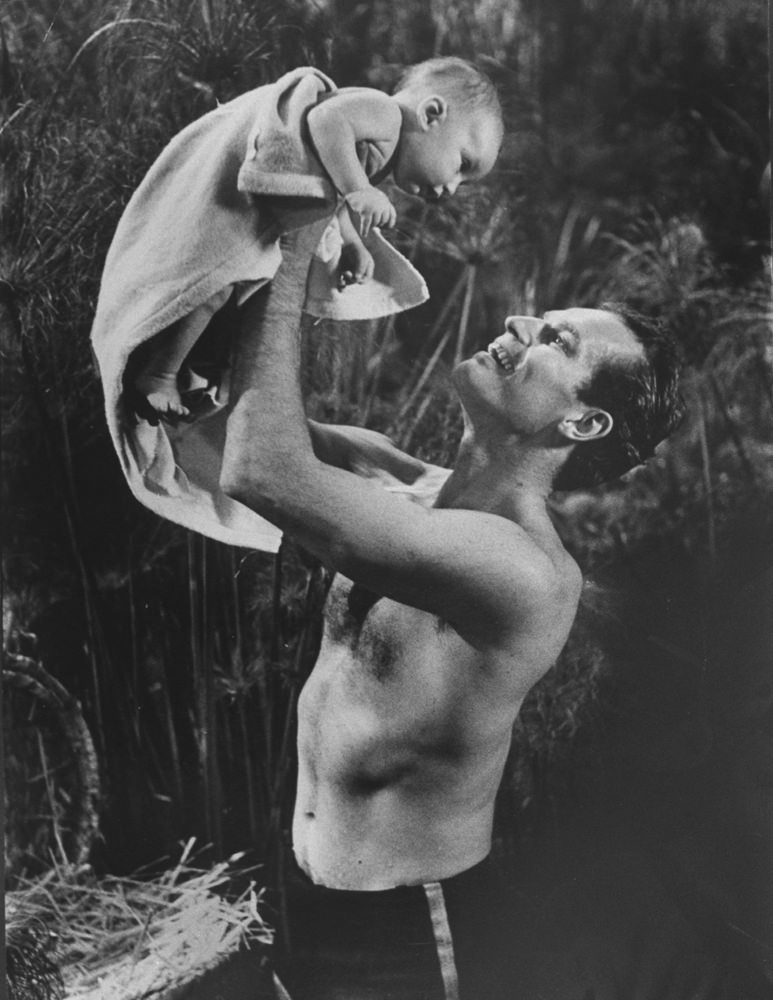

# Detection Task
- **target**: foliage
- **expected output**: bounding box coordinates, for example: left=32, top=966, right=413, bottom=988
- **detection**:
left=1, top=0, right=770, bottom=885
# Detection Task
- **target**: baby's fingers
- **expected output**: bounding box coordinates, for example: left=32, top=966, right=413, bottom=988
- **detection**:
left=359, top=210, right=375, bottom=238
left=372, top=203, right=395, bottom=231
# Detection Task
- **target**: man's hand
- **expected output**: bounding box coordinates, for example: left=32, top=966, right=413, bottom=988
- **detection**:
left=344, top=188, right=396, bottom=237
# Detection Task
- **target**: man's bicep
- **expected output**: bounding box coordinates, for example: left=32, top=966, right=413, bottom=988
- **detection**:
left=273, top=468, right=549, bottom=642
left=309, top=422, right=429, bottom=477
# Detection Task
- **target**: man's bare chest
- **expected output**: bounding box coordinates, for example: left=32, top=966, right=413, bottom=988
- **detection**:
left=321, top=576, right=449, bottom=682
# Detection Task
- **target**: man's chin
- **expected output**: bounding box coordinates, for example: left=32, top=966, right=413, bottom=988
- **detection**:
left=451, top=354, right=488, bottom=391
left=456, top=351, right=495, bottom=375
left=451, top=356, right=474, bottom=380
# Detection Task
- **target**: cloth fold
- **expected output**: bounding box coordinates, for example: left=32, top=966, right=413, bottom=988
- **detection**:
left=91, top=67, right=428, bottom=552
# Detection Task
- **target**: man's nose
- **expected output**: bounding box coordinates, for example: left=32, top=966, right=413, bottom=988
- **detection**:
left=503, top=315, right=542, bottom=347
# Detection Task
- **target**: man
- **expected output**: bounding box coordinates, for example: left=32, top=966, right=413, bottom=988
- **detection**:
left=219, top=221, right=683, bottom=999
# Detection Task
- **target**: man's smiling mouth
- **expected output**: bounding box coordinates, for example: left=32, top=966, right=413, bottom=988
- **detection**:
left=487, top=338, right=518, bottom=373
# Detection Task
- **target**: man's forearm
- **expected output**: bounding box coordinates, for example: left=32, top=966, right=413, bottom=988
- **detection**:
left=221, top=221, right=328, bottom=502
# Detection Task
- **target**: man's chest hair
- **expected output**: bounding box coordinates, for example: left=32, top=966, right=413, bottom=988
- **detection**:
left=322, top=577, right=452, bottom=683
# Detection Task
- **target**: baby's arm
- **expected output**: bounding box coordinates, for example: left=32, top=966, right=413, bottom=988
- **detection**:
left=307, top=90, right=400, bottom=237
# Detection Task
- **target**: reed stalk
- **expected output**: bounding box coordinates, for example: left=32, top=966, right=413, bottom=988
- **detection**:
left=453, top=264, right=476, bottom=366
left=697, top=393, right=717, bottom=565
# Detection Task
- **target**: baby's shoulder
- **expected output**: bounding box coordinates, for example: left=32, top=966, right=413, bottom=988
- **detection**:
left=319, top=87, right=399, bottom=122
left=331, top=85, right=395, bottom=103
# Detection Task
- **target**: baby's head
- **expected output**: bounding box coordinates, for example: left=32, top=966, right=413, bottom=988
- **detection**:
left=391, top=57, right=503, bottom=202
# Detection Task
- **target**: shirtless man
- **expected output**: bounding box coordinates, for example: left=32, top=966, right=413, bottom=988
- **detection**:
left=220, top=221, right=683, bottom=999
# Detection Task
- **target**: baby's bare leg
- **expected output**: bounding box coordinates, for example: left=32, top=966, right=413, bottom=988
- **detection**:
left=336, top=206, right=374, bottom=287
left=136, top=290, right=230, bottom=418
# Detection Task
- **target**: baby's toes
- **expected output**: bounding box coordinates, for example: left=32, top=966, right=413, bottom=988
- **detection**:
left=165, top=400, right=191, bottom=422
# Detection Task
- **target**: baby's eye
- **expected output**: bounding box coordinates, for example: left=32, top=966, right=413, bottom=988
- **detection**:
left=461, top=157, right=471, bottom=173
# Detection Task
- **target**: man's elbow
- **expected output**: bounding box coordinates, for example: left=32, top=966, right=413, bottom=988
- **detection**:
left=219, top=461, right=275, bottom=516
left=220, top=452, right=318, bottom=532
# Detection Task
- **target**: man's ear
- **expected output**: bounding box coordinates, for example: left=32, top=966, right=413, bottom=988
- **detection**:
left=417, top=95, right=448, bottom=129
left=558, top=408, right=614, bottom=442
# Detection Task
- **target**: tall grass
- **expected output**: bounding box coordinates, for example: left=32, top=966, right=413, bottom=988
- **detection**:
left=2, top=0, right=333, bottom=873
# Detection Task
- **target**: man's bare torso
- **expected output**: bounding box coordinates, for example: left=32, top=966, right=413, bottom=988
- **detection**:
left=292, top=566, right=577, bottom=890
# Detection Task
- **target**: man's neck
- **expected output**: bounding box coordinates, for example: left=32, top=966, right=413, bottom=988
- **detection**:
left=436, top=431, right=558, bottom=526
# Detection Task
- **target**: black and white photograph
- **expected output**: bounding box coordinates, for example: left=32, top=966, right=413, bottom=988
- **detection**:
left=2, top=1, right=771, bottom=997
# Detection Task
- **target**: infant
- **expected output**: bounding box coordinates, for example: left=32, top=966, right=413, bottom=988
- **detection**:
left=132, top=57, right=503, bottom=419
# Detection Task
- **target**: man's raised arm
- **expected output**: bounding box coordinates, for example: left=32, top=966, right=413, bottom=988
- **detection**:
left=220, top=224, right=560, bottom=652
left=221, top=220, right=328, bottom=490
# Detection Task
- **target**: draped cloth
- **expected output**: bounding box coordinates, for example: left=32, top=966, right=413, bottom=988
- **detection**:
left=91, top=67, right=427, bottom=552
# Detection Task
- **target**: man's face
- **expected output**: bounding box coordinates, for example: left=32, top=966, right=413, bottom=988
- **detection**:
left=453, top=307, right=645, bottom=437
left=393, top=105, right=500, bottom=202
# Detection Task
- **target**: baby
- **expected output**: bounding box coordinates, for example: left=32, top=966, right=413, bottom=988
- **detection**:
left=133, top=57, right=503, bottom=420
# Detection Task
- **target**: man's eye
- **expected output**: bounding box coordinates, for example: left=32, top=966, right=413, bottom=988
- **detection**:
left=547, top=328, right=569, bottom=352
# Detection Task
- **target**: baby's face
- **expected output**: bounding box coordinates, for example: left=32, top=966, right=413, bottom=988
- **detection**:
left=393, top=107, right=500, bottom=202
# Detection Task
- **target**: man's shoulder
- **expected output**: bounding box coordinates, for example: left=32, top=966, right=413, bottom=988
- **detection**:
left=410, top=504, right=582, bottom=658
left=510, top=529, right=582, bottom=619
left=478, top=512, right=583, bottom=634
left=464, top=507, right=580, bottom=595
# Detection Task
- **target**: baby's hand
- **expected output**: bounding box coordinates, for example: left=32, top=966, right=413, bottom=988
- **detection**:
left=338, top=240, right=375, bottom=289
left=344, top=188, right=396, bottom=238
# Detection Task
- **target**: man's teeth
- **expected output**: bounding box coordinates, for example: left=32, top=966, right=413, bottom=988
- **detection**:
left=487, top=340, right=516, bottom=373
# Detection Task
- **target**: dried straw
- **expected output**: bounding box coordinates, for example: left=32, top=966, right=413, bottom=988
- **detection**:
left=5, top=840, right=273, bottom=1000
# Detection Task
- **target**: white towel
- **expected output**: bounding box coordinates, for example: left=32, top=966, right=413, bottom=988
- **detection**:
left=91, top=67, right=427, bottom=552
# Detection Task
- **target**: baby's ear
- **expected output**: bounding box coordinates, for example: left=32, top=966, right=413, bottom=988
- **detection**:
left=418, top=95, right=448, bottom=129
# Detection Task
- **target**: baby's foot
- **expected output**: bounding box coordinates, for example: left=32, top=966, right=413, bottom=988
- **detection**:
left=338, top=242, right=375, bottom=289
left=134, top=371, right=190, bottom=420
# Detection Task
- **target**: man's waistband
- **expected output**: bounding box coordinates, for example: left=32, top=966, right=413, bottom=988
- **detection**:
left=287, top=853, right=494, bottom=906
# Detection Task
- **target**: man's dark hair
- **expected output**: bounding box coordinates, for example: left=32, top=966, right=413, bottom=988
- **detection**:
left=553, top=303, right=684, bottom=492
